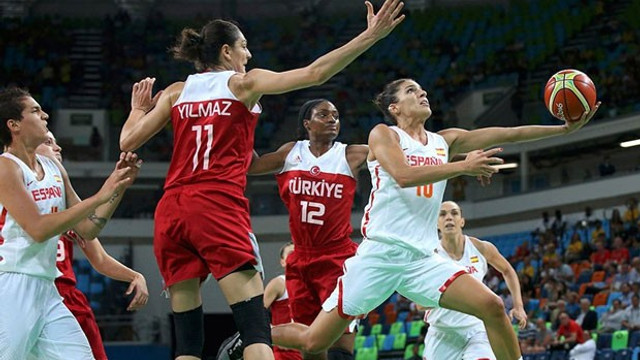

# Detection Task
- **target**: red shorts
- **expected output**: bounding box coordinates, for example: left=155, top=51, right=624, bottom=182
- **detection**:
left=274, top=347, right=303, bottom=360
left=154, top=187, right=262, bottom=286
left=56, top=283, right=107, bottom=360
left=285, top=240, right=358, bottom=326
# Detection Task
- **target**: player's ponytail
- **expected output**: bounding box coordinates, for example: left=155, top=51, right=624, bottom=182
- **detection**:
left=373, top=78, right=410, bottom=125
left=171, top=20, right=242, bottom=72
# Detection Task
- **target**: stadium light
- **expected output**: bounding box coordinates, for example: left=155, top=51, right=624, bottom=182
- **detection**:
left=620, top=139, right=640, bottom=148
left=493, top=162, right=519, bottom=170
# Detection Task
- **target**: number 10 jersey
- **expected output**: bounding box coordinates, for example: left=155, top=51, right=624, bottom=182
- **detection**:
left=276, top=141, right=356, bottom=249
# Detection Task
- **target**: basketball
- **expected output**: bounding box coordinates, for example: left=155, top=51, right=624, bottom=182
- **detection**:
left=544, top=69, right=597, bottom=122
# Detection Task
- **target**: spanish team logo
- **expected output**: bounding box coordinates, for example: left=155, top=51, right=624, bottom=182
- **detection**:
left=470, top=255, right=479, bottom=263
left=309, top=165, right=321, bottom=176
left=436, top=148, right=446, bottom=157
left=53, top=175, right=63, bottom=183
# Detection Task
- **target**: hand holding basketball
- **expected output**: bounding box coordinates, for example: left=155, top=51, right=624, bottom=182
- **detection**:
left=544, top=69, right=601, bottom=131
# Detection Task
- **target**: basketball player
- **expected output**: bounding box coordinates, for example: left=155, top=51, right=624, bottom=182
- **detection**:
left=246, top=99, right=365, bottom=360
left=0, top=87, right=140, bottom=359
left=264, top=243, right=302, bottom=360
left=422, top=201, right=527, bottom=360
left=265, top=78, right=600, bottom=360
left=36, top=131, right=149, bottom=360
left=118, top=3, right=404, bottom=359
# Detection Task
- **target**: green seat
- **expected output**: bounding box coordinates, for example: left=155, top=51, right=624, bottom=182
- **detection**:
left=408, top=321, right=425, bottom=338
left=355, top=347, right=378, bottom=360
left=389, top=321, right=405, bottom=335
left=591, top=332, right=598, bottom=342
left=370, top=323, right=382, bottom=336
left=354, top=335, right=366, bottom=350
left=612, top=329, right=629, bottom=351
left=376, top=334, right=386, bottom=349
left=404, top=344, right=416, bottom=359
left=512, top=324, right=519, bottom=335
left=418, top=344, right=425, bottom=356
left=393, top=333, right=407, bottom=350
left=357, top=325, right=364, bottom=336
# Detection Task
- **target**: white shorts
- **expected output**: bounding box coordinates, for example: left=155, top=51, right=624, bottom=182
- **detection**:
left=423, top=325, right=495, bottom=360
left=322, top=239, right=466, bottom=318
left=0, top=272, right=94, bottom=360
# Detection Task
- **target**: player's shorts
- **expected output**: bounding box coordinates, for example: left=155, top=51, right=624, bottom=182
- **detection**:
left=57, top=283, right=107, bottom=360
left=274, top=347, right=303, bottom=360
left=154, top=186, right=264, bottom=286
left=423, top=325, right=495, bottom=360
left=322, top=239, right=467, bottom=319
left=286, top=239, right=358, bottom=326
left=0, top=272, right=94, bottom=360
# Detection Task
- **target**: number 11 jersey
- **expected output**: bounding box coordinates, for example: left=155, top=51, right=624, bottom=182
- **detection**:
left=276, top=141, right=356, bottom=249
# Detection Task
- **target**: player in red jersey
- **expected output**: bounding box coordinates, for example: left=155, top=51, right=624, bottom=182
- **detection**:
left=35, top=131, right=149, bottom=360
left=248, top=99, right=367, bottom=360
left=264, top=243, right=303, bottom=360
left=119, top=2, right=404, bottom=359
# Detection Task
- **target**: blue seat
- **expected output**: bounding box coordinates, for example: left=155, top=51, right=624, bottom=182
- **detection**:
left=598, top=349, right=616, bottom=360
left=629, top=330, right=640, bottom=348
left=609, top=292, right=624, bottom=307
left=616, top=348, right=632, bottom=360
left=534, top=352, right=550, bottom=360
left=362, top=335, right=376, bottom=348
left=528, top=299, right=540, bottom=312
left=632, top=346, right=640, bottom=360
left=381, top=334, right=395, bottom=351
left=577, top=270, right=593, bottom=284
left=76, top=274, right=90, bottom=294
left=598, top=333, right=614, bottom=349
left=549, top=351, right=566, bottom=360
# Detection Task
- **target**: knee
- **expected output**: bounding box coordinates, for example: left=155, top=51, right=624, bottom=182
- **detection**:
left=478, top=293, right=506, bottom=321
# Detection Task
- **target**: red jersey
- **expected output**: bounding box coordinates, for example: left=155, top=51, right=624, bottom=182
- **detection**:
left=55, top=231, right=81, bottom=287
left=275, top=141, right=356, bottom=249
left=557, top=319, right=585, bottom=344
left=166, top=71, right=261, bottom=195
left=270, top=275, right=293, bottom=325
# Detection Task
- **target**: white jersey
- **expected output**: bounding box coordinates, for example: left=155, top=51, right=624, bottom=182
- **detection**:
left=275, top=274, right=289, bottom=301
left=0, top=153, right=66, bottom=280
left=361, top=127, right=449, bottom=255
left=426, top=236, right=489, bottom=330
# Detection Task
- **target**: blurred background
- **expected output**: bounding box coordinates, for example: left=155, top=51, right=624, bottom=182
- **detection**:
left=2, top=0, right=640, bottom=358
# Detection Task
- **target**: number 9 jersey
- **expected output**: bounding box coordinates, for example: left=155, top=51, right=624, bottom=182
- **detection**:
left=275, top=140, right=356, bottom=249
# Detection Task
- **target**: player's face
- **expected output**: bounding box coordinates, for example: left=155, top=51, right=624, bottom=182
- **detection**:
left=229, top=32, right=252, bottom=74
left=306, top=101, right=340, bottom=139
left=280, top=244, right=294, bottom=268
left=35, top=132, right=62, bottom=162
left=437, top=202, right=464, bottom=235
left=392, top=80, right=432, bottom=120
left=10, top=97, right=49, bottom=145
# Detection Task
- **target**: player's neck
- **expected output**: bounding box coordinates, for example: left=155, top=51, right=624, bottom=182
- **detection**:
left=307, top=139, right=333, bottom=157
left=397, top=121, right=427, bottom=143
left=5, top=144, right=38, bottom=171
left=441, top=233, right=465, bottom=260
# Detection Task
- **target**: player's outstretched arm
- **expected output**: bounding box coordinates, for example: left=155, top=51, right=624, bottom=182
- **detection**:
left=248, top=142, right=296, bottom=176
left=440, top=102, right=601, bottom=157
left=232, top=0, right=405, bottom=104
left=80, top=238, right=149, bottom=311
left=470, top=237, right=527, bottom=329
left=120, top=78, right=175, bottom=152
left=63, top=152, right=142, bottom=240
left=368, top=125, right=503, bottom=187
left=0, top=156, right=133, bottom=243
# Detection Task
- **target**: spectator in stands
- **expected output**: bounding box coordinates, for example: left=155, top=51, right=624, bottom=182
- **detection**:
left=624, top=198, right=639, bottom=226
left=590, top=221, right=606, bottom=245
left=533, top=317, right=553, bottom=352
left=512, top=241, right=530, bottom=263
left=590, top=240, right=610, bottom=267
left=577, top=206, right=596, bottom=229
left=566, top=292, right=581, bottom=319
left=553, top=258, right=575, bottom=284
left=567, top=330, right=596, bottom=360
left=484, top=267, right=501, bottom=293
left=622, top=294, right=640, bottom=331
left=619, top=282, right=634, bottom=308
left=599, top=299, right=626, bottom=333
left=519, top=255, right=536, bottom=280
left=610, top=208, right=625, bottom=237
left=566, top=232, right=584, bottom=263
left=537, top=211, right=552, bottom=235
left=542, top=243, right=559, bottom=265
left=520, top=274, right=535, bottom=298
left=598, top=155, right=616, bottom=177
left=551, top=209, right=566, bottom=238
left=610, top=236, right=630, bottom=264
left=549, top=312, right=585, bottom=354
left=629, top=257, right=640, bottom=283
left=550, top=300, right=567, bottom=329
left=575, top=298, right=598, bottom=332
left=630, top=237, right=640, bottom=258
left=612, top=263, right=632, bottom=291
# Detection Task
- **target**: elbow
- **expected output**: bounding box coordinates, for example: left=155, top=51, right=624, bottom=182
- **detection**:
left=306, top=66, right=327, bottom=86
left=26, top=228, right=50, bottom=243
left=120, top=137, right=135, bottom=152
left=394, top=174, right=413, bottom=188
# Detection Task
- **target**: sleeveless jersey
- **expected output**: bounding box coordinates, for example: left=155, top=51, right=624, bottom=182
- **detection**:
left=276, top=141, right=356, bottom=249
left=270, top=275, right=293, bottom=325
left=166, top=71, right=261, bottom=194
left=426, top=236, right=489, bottom=330
left=0, top=153, right=67, bottom=280
left=361, top=127, right=449, bottom=255
left=54, top=231, right=81, bottom=287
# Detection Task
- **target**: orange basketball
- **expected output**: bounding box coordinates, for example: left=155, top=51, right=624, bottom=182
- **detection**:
left=544, top=69, right=597, bottom=122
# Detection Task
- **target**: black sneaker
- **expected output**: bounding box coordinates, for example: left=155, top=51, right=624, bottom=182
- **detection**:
left=216, top=331, right=244, bottom=360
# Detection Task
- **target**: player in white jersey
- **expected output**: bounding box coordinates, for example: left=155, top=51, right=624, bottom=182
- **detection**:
left=0, top=87, right=140, bottom=360
left=269, top=78, right=599, bottom=360
left=422, top=201, right=527, bottom=360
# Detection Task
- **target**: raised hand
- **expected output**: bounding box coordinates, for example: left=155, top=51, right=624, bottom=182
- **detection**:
left=96, top=159, right=135, bottom=204
left=116, top=151, right=143, bottom=184
left=509, top=307, right=528, bottom=329
left=564, top=101, right=602, bottom=134
left=364, top=0, right=405, bottom=41
left=125, top=273, right=149, bottom=311
left=462, top=148, right=504, bottom=177
left=131, top=77, right=162, bottom=113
